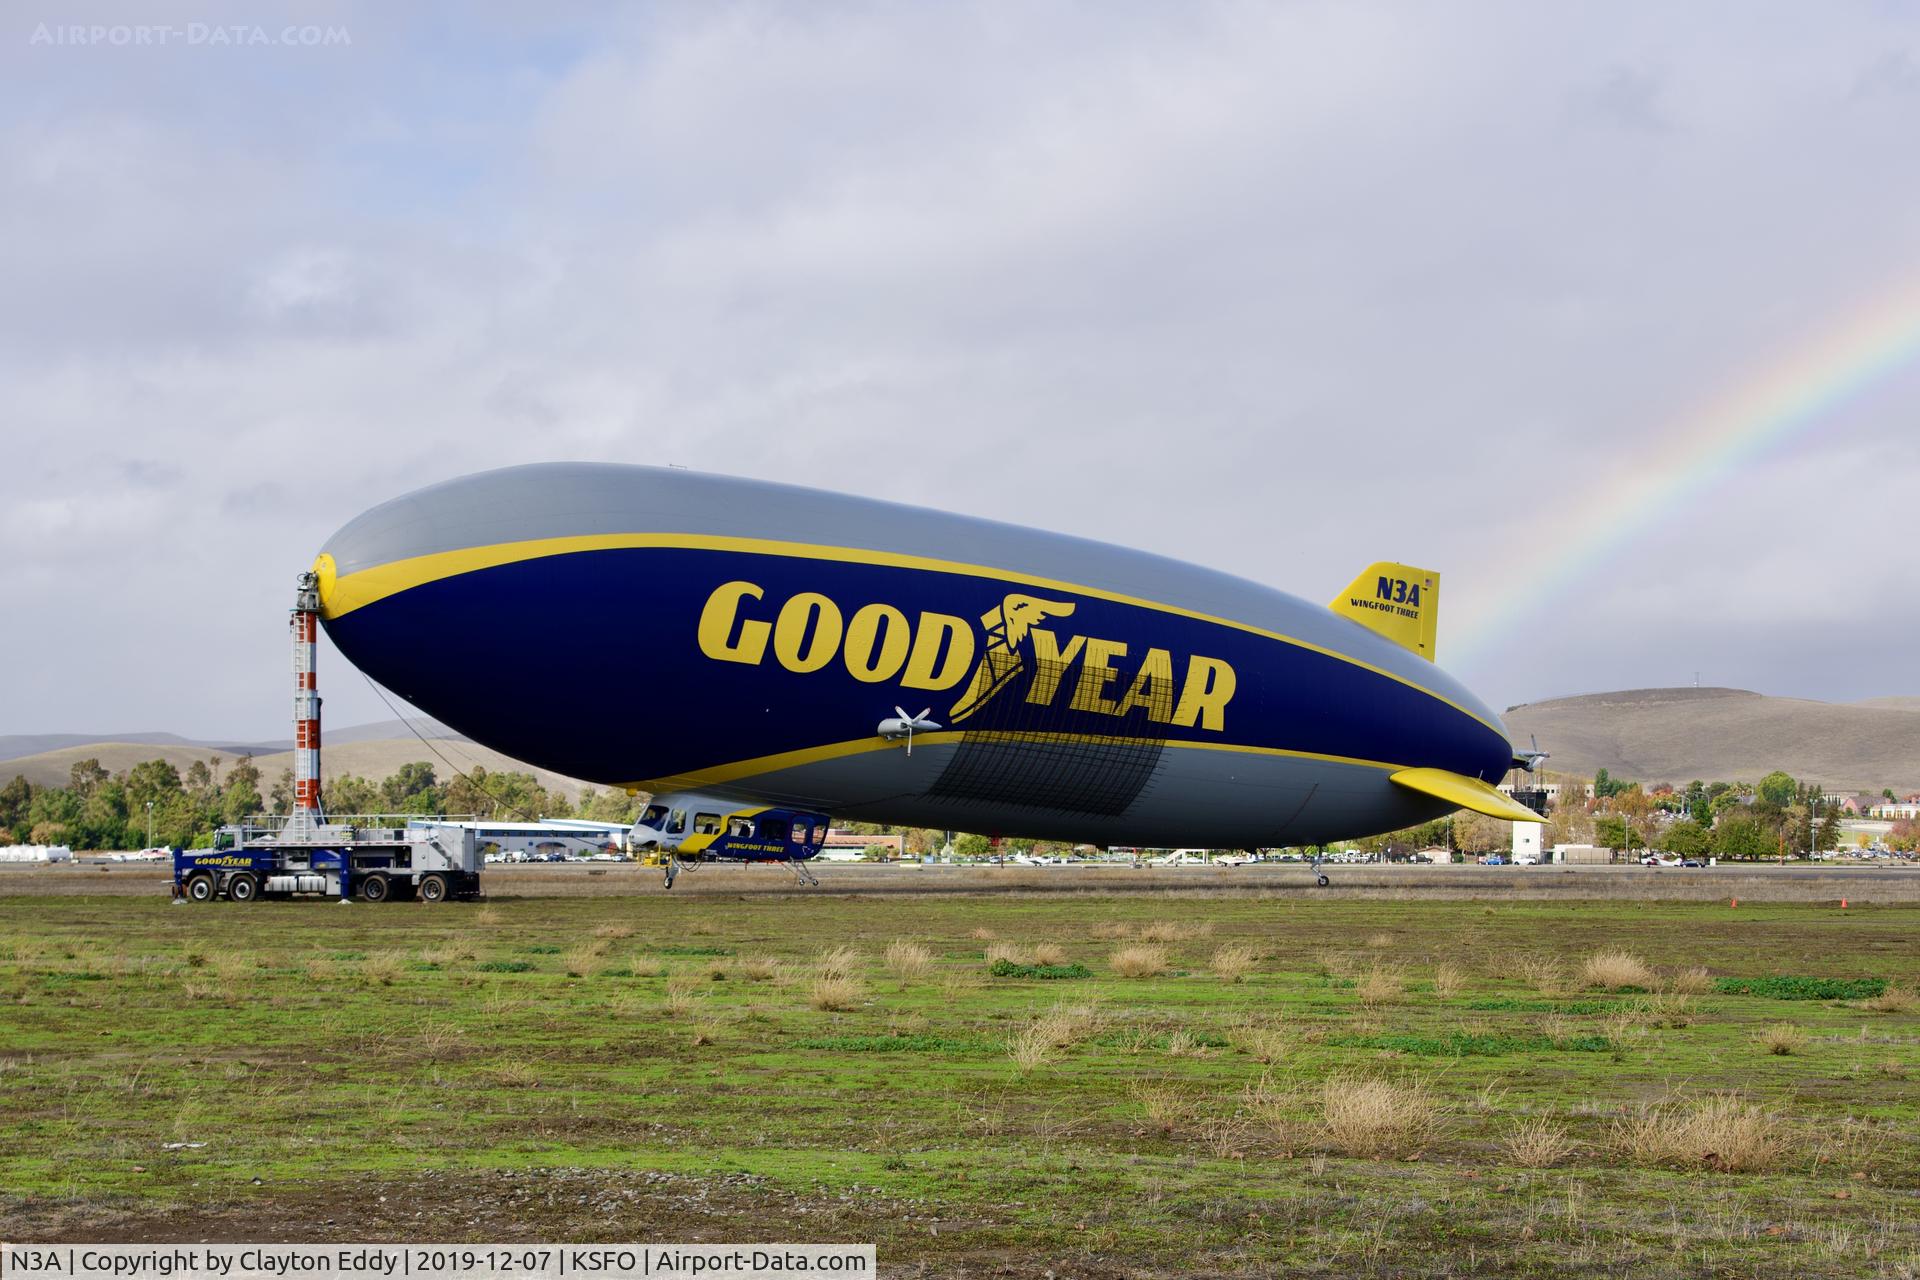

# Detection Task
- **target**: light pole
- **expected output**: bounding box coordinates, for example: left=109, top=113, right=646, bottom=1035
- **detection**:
left=145, top=800, right=154, bottom=849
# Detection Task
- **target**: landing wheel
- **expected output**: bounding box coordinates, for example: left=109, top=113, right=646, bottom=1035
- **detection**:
left=1316, top=874, right=1330, bottom=887
left=185, top=874, right=215, bottom=902
left=663, top=859, right=679, bottom=890
left=360, top=873, right=391, bottom=903
left=418, top=874, right=448, bottom=903
left=227, top=873, right=259, bottom=902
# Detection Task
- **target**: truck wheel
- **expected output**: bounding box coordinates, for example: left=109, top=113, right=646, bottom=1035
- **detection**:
left=185, top=874, right=215, bottom=902
left=418, top=874, right=448, bottom=903
left=360, top=873, right=391, bottom=903
left=227, top=873, right=260, bottom=902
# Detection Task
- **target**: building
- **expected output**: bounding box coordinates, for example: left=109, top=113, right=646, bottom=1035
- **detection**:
left=822, top=829, right=906, bottom=860
left=1868, top=801, right=1920, bottom=821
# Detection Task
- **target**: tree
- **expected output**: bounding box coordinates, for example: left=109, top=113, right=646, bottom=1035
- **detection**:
left=0, top=775, right=32, bottom=841
left=1756, top=770, right=1796, bottom=810
left=126, top=759, right=183, bottom=813
left=380, top=762, right=441, bottom=813
left=68, top=758, right=108, bottom=800
left=1713, top=815, right=1773, bottom=860
left=954, top=833, right=992, bottom=858
left=325, top=774, right=380, bottom=816
left=1593, top=768, right=1613, bottom=799
left=1452, top=810, right=1509, bottom=854
left=1663, top=820, right=1711, bottom=859
left=1814, top=809, right=1841, bottom=855
left=269, top=769, right=294, bottom=814
left=1595, top=815, right=1629, bottom=852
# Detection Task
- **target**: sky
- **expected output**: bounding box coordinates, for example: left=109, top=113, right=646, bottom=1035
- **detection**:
left=5, top=1, right=1920, bottom=743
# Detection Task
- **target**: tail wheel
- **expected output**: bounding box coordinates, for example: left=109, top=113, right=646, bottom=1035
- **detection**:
left=360, top=873, right=391, bottom=903
left=1316, top=874, right=1330, bottom=887
left=185, top=874, right=215, bottom=902
left=227, top=873, right=260, bottom=902
left=418, top=874, right=448, bottom=903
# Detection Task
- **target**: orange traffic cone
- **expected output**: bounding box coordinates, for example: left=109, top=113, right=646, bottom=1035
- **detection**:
left=1840, top=898, right=1848, bottom=909
left=1730, top=897, right=1738, bottom=908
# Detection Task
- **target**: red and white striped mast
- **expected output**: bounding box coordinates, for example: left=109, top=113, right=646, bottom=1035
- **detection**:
left=286, top=570, right=325, bottom=839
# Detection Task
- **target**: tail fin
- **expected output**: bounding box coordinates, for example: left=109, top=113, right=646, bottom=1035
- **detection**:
left=1328, top=562, right=1440, bottom=661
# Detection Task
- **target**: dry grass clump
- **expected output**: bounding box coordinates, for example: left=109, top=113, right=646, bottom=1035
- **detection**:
left=1110, top=944, right=1171, bottom=978
left=563, top=943, right=607, bottom=979
left=816, top=945, right=862, bottom=981
left=474, top=907, right=503, bottom=926
left=1431, top=962, right=1467, bottom=999
left=881, top=940, right=935, bottom=981
left=1130, top=1079, right=1193, bottom=1132
left=592, top=923, right=634, bottom=941
left=1667, top=964, right=1713, bottom=995
left=1320, top=1072, right=1443, bottom=1159
left=968, top=927, right=996, bottom=941
left=1229, top=1021, right=1293, bottom=1064
left=1139, top=920, right=1212, bottom=943
left=1209, top=943, right=1259, bottom=983
left=1635, top=992, right=1697, bottom=1028
left=1365, top=932, right=1395, bottom=949
left=1090, top=922, right=1135, bottom=940
left=1516, top=953, right=1572, bottom=998
left=737, top=955, right=780, bottom=982
left=1613, top=1094, right=1792, bottom=1172
left=1241, top=1073, right=1311, bottom=1154
left=1755, top=1022, right=1809, bottom=1056
left=808, top=975, right=864, bottom=1011
left=689, top=1019, right=721, bottom=1048
left=1164, top=1029, right=1209, bottom=1057
left=1004, top=1001, right=1100, bottom=1071
left=211, top=952, right=255, bottom=984
left=627, top=955, right=667, bottom=979
left=1504, top=1116, right=1574, bottom=1168
left=1580, top=948, right=1657, bottom=991
left=985, top=941, right=1033, bottom=966
left=663, top=974, right=703, bottom=1016
left=488, top=1060, right=541, bottom=1088
left=359, top=951, right=405, bottom=986
left=1355, top=962, right=1406, bottom=1007
left=1029, top=1001, right=1103, bottom=1049
left=1007, top=1024, right=1056, bottom=1071
left=1317, top=948, right=1359, bottom=979
left=1861, top=982, right=1916, bottom=1014
left=303, top=956, right=338, bottom=982
left=1030, top=943, right=1070, bottom=967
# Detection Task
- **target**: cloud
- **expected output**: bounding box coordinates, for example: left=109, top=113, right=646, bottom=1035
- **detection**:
left=4, top=1, right=1919, bottom=741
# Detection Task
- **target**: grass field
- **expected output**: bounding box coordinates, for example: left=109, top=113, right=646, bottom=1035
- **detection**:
left=2, top=892, right=1917, bottom=1277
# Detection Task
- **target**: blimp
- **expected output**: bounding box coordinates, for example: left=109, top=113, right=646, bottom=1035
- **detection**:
left=312, top=463, right=1541, bottom=857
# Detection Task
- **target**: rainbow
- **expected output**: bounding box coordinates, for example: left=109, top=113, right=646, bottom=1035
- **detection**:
left=1453, top=285, right=1920, bottom=661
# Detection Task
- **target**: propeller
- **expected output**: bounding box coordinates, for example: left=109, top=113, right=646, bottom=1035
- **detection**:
left=878, top=707, right=941, bottom=755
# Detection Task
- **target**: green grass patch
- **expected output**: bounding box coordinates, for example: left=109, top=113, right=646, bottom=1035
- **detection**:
left=1713, top=976, right=1886, bottom=1000
left=795, top=1034, right=981, bottom=1053
left=988, top=959, right=1092, bottom=979
left=1464, top=998, right=1616, bottom=1014
left=1331, top=1032, right=1614, bottom=1056
left=655, top=945, right=735, bottom=956
left=521, top=944, right=562, bottom=954
left=475, top=960, right=535, bottom=973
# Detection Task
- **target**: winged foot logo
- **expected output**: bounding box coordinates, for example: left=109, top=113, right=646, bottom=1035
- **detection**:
left=696, top=580, right=1236, bottom=731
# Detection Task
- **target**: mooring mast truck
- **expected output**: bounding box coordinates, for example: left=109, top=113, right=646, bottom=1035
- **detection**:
left=170, top=569, right=485, bottom=904
left=173, top=819, right=484, bottom=903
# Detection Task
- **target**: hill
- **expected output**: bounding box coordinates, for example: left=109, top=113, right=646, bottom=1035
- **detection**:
left=0, top=717, right=468, bottom=766
left=1503, top=688, right=1920, bottom=793
left=0, top=739, right=595, bottom=800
